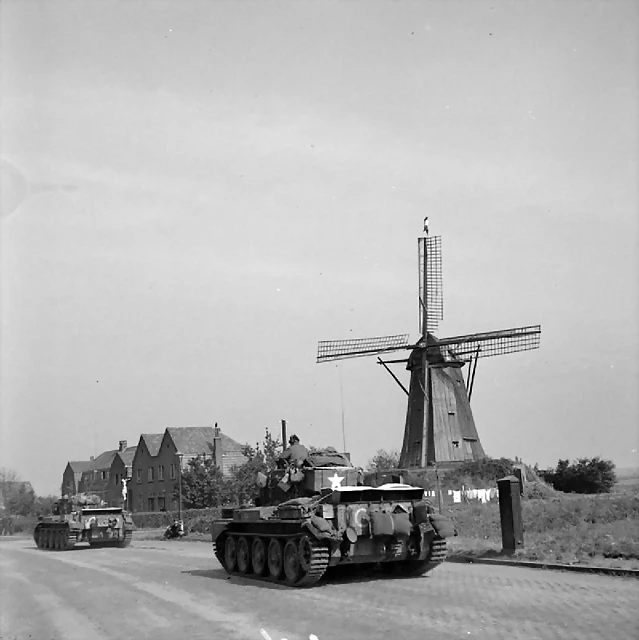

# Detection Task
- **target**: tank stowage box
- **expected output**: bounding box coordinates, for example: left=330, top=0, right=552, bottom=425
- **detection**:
left=33, top=494, right=133, bottom=551
left=210, top=451, right=455, bottom=587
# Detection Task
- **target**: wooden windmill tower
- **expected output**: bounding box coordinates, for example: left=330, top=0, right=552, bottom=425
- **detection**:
left=316, top=219, right=541, bottom=469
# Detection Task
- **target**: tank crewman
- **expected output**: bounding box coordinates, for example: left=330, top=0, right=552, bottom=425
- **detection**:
left=278, top=434, right=309, bottom=468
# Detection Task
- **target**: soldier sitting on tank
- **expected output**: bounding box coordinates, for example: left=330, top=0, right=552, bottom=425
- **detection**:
left=277, top=434, right=309, bottom=469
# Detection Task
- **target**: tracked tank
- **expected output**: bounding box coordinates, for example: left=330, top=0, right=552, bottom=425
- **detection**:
left=210, top=448, right=454, bottom=587
left=33, top=494, right=133, bottom=551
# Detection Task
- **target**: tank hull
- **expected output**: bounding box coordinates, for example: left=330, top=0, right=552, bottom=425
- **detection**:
left=33, top=506, right=133, bottom=551
left=211, top=480, right=454, bottom=587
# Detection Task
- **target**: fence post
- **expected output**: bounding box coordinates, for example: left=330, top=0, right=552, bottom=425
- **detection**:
left=497, top=475, right=524, bottom=554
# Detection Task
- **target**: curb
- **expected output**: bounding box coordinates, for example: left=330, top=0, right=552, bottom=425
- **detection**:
left=447, top=555, right=639, bottom=578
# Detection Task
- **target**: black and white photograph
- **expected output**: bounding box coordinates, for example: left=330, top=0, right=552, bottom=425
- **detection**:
left=1, top=1, right=637, bottom=639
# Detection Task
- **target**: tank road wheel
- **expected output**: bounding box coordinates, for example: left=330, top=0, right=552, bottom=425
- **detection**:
left=54, top=531, right=61, bottom=550
left=251, top=537, right=267, bottom=576
left=46, top=530, right=53, bottom=549
left=236, top=536, right=252, bottom=575
left=283, top=539, right=301, bottom=585
left=224, top=536, right=238, bottom=572
left=267, top=538, right=284, bottom=581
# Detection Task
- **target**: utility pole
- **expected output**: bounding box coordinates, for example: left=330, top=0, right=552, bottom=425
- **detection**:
left=177, top=454, right=183, bottom=521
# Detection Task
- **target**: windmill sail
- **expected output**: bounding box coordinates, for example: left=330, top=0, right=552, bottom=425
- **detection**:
left=419, top=236, right=443, bottom=335
left=430, top=325, right=541, bottom=362
left=317, top=334, right=411, bottom=363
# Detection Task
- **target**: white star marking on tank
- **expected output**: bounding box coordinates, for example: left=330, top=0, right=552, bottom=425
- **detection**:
left=328, top=473, right=344, bottom=490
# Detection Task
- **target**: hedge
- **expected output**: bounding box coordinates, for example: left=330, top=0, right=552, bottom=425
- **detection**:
left=131, top=508, right=222, bottom=534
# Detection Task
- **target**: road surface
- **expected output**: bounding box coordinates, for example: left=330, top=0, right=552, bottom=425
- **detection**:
left=1, top=536, right=637, bottom=640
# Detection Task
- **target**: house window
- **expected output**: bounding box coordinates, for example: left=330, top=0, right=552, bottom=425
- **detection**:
left=170, top=463, right=176, bottom=479
left=101, top=470, right=108, bottom=480
left=136, top=468, right=142, bottom=483
left=147, top=497, right=155, bottom=512
left=158, top=497, right=165, bottom=511
left=158, top=465, right=164, bottom=481
left=115, top=473, right=120, bottom=485
left=148, top=467, right=154, bottom=482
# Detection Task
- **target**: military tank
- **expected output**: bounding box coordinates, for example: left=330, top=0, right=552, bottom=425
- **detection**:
left=33, top=493, right=133, bottom=551
left=210, top=448, right=454, bottom=587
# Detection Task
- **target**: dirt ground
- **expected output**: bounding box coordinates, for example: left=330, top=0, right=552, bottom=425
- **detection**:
left=1, top=536, right=637, bottom=640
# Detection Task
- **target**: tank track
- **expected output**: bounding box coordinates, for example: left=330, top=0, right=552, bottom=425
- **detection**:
left=33, top=524, right=76, bottom=551
left=214, top=533, right=330, bottom=588
left=34, top=524, right=132, bottom=551
left=398, top=536, right=447, bottom=576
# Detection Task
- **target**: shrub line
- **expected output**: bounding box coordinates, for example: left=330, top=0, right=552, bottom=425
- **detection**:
left=447, top=554, right=639, bottom=578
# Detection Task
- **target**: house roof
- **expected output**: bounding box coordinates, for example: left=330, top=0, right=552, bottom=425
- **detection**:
left=88, top=450, right=118, bottom=471
left=166, top=426, right=245, bottom=456
left=116, top=446, right=137, bottom=467
left=218, top=432, right=246, bottom=455
left=166, top=426, right=217, bottom=455
left=68, top=461, right=92, bottom=473
left=140, top=433, right=164, bottom=457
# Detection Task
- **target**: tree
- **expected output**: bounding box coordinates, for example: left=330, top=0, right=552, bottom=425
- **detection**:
left=0, top=468, right=36, bottom=516
left=225, top=428, right=283, bottom=505
left=367, top=449, right=401, bottom=472
left=175, top=455, right=228, bottom=509
left=5, top=483, right=36, bottom=516
left=33, top=495, right=60, bottom=516
left=174, top=428, right=285, bottom=509
left=541, top=457, right=617, bottom=494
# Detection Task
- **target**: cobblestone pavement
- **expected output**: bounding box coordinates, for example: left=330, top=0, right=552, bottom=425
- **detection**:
left=1, top=537, right=637, bottom=640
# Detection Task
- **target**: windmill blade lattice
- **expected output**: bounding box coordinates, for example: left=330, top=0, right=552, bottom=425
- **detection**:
left=317, top=334, right=411, bottom=363
left=419, top=236, right=443, bottom=334
left=430, top=325, right=541, bottom=362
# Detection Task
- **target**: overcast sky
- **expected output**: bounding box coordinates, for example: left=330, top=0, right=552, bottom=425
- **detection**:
left=1, top=0, right=637, bottom=495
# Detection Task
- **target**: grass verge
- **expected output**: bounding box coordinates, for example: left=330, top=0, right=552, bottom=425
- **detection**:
left=445, top=489, right=639, bottom=570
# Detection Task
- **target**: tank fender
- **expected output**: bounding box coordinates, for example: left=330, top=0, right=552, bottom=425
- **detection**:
left=428, top=513, right=455, bottom=539
left=210, top=521, right=230, bottom=542
left=302, top=514, right=341, bottom=542
left=417, top=522, right=437, bottom=561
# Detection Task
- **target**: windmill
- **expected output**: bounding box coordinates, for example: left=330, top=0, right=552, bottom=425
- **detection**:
left=316, top=219, right=541, bottom=469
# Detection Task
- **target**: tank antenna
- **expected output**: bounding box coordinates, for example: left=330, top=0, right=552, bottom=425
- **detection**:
left=339, top=363, right=347, bottom=453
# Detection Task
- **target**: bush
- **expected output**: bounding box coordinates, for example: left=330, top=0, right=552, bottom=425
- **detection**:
left=132, top=507, right=221, bottom=533
left=367, top=449, right=401, bottom=472
left=541, top=457, right=617, bottom=494
left=441, top=457, right=516, bottom=489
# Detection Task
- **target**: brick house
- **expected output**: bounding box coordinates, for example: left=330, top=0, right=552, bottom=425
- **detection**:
left=130, top=433, right=164, bottom=512
left=132, top=424, right=248, bottom=512
left=78, top=441, right=128, bottom=503
left=106, top=441, right=137, bottom=508
left=61, top=461, right=92, bottom=497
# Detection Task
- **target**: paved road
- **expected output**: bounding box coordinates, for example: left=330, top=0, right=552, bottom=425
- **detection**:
left=1, top=536, right=637, bottom=640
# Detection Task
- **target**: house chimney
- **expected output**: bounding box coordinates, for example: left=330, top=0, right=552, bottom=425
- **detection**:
left=214, top=422, right=220, bottom=437
left=119, top=440, right=127, bottom=452
left=90, top=455, right=95, bottom=462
